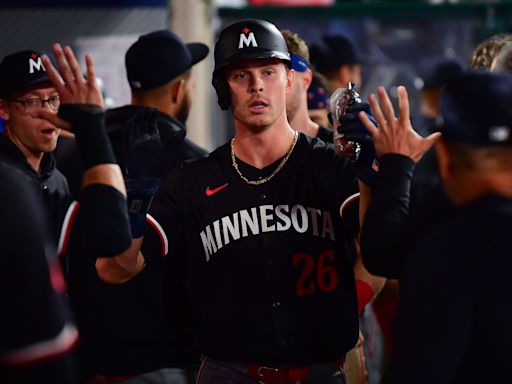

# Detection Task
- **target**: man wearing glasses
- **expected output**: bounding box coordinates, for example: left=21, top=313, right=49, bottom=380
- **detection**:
left=0, top=50, right=68, bottom=239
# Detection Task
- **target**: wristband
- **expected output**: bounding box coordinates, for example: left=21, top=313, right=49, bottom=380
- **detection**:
left=125, top=178, right=160, bottom=238
left=58, top=104, right=116, bottom=169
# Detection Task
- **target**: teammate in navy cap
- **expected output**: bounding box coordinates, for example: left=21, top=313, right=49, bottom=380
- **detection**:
left=55, top=30, right=209, bottom=383
left=359, top=72, right=512, bottom=383
left=101, top=19, right=378, bottom=384
left=310, top=34, right=362, bottom=92
left=0, top=163, right=79, bottom=383
left=0, top=45, right=133, bottom=381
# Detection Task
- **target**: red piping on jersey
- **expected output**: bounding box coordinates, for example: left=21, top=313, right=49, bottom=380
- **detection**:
left=146, top=214, right=169, bottom=257
left=0, top=324, right=78, bottom=367
left=340, top=192, right=360, bottom=219
left=57, top=201, right=80, bottom=257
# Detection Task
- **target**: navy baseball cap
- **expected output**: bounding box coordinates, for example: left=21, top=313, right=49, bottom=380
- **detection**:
left=440, top=71, right=512, bottom=145
left=126, top=30, right=209, bottom=91
left=0, top=50, right=55, bottom=98
left=310, top=34, right=361, bottom=73
left=419, top=56, right=465, bottom=90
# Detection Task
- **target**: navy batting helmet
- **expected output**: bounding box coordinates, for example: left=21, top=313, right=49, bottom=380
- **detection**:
left=212, top=19, right=291, bottom=110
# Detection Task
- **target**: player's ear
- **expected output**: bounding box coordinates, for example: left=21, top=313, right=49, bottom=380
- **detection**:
left=0, top=99, right=10, bottom=121
left=170, top=78, right=186, bottom=105
left=302, top=69, right=313, bottom=90
left=285, top=67, right=295, bottom=94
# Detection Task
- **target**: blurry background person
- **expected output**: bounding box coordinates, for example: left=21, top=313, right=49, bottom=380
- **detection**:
left=470, top=33, right=512, bottom=69
left=490, top=42, right=512, bottom=73
left=411, top=56, right=465, bottom=208
left=310, top=34, right=362, bottom=92
left=281, top=29, right=333, bottom=141
left=307, top=71, right=331, bottom=130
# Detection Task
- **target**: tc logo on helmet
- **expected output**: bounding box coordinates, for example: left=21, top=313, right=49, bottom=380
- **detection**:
left=238, top=27, right=258, bottom=49
left=28, top=53, right=45, bottom=74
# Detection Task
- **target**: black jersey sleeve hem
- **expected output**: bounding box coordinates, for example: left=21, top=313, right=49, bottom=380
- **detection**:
left=360, top=154, right=415, bottom=278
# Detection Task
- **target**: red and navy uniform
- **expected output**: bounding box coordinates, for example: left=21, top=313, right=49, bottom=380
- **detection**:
left=145, top=133, right=360, bottom=365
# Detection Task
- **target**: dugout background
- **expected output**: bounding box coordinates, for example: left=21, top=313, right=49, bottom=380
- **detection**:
left=0, top=0, right=510, bottom=150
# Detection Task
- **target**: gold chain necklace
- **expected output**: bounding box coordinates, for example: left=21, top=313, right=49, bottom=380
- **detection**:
left=231, top=131, right=298, bottom=186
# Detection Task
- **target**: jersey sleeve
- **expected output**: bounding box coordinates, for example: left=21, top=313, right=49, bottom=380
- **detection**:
left=360, top=154, right=454, bottom=278
left=145, top=165, right=187, bottom=263
left=59, top=184, right=132, bottom=259
left=0, top=168, right=78, bottom=380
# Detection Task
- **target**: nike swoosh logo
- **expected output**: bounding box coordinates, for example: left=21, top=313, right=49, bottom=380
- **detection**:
left=205, top=183, right=229, bottom=197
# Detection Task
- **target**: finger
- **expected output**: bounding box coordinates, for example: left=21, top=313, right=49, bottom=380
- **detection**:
left=31, top=109, right=71, bottom=131
left=41, top=54, right=65, bottom=91
left=52, top=43, right=75, bottom=89
left=422, top=131, right=442, bottom=151
left=359, top=111, right=379, bottom=139
left=397, top=85, right=410, bottom=124
left=63, top=45, right=85, bottom=82
left=85, top=54, right=97, bottom=90
left=367, top=93, right=387, bottom=129
left=376, top=86, right=397, bottom=124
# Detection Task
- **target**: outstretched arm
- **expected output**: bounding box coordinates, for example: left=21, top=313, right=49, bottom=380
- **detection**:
left=358, top=86, right=441, bottom=278
left=39, top=44, right=132, bottom=259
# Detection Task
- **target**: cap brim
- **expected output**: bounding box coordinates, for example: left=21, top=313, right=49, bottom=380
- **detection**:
left=5, top=77, right=53, bottom=98
left=187, top=43, right=209, bottom=66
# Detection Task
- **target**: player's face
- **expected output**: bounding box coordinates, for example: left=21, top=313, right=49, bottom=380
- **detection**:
left=225, top=59, right=293, bottom=132
left=0, top=86, right=60, bottom=158
left=286, top=69, right=307, bottom=123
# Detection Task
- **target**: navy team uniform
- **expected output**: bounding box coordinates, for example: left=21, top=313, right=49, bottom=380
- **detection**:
left=146, top=133, right=360, bottom=369
left=0, top=164, right=78, bottom=384
left=361, top=72, right=512, bottom=383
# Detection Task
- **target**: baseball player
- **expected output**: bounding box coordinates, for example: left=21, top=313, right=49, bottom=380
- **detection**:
left=99, top=19, right=378, bottom=384
left=66, top=31, right=208, bottom=382
left=0, top=163, right=78, bottom=383
left=360, top=72, right=512, bottom=382
left=0, top=43, right=133, bottom=383
left=0, top=44, right=131, bottom=259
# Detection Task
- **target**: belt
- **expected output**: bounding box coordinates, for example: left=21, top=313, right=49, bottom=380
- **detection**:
left=246, top=357, right=345, bottom=384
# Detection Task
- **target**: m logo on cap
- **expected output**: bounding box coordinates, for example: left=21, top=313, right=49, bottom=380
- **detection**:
left=238, top=28, right=258, bottom=49
left=28, top=54, right=46, bottom=74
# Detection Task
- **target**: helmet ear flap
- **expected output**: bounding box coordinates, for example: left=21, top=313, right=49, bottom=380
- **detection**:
left=212, top=75, right=230, bottom=111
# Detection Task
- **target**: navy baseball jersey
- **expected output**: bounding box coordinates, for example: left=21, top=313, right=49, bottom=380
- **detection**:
left=146, top=133, right=360, bottom=365
left=0, top=164, right=78, bottom=382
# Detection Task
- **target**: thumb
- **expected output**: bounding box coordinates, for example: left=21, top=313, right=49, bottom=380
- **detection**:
left=423, top=131, right=442, bottom=150
left=413, top=131, right=442, bottom=162
left=31, top=110, right=72, bottom=131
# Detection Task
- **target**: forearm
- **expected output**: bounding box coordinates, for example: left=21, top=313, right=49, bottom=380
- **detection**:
left=360, top=154, right=415, bottom=278
left=95, top=238, right=145, bottom=284
left=58, top=104, right=124, bottom=195
left=82, top=164, right=126, bottom=197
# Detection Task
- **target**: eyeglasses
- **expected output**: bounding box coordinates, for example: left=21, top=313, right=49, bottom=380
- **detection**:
left=8, top=95, right=60, bottom=113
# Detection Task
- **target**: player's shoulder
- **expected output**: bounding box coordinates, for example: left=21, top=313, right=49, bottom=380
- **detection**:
left=162, top=142, right=229, bottom=188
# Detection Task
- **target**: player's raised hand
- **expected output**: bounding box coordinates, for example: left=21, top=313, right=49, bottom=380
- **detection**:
left=41, top=43, right=103, bottom=108
left=359, top=85, right=441, bottom=163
